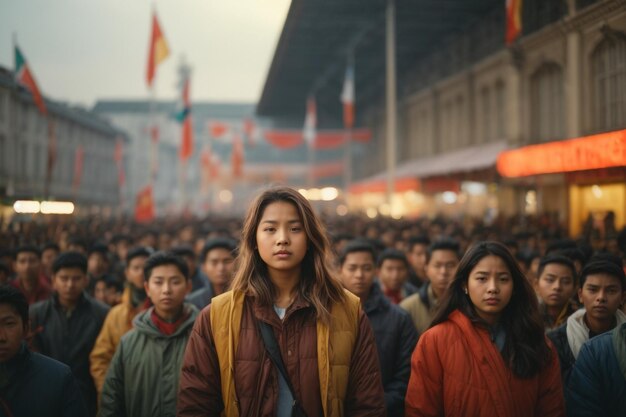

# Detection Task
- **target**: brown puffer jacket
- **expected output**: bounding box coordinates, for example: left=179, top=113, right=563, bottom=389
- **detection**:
left=177, top=293, right=386, bottom=417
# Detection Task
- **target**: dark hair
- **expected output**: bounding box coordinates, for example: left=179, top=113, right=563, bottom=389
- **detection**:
left=171, top=245, right=196, bottom=260
left=41, top=243, right=60, bottom=253
left=110, top=234, right=133, bottom=245
left=99, top=274, right=124, bottom=292
left=580, top=259, right=626, bottom=290
left=376, top=248, right=409, bottom=268
left=408, top=236, right=430, bottom=251
left=426, top=238, right=461, bottom=264
left=143, top=251, right=189, bottom=281
left=67, top=237, right=88, bottom=250
left=14, top=245, right=41, bottom=259
left=0, top=261, right=10, bottom=275
left=52, top=252, right=88, bottom=274
left=554, top=248, right=586, bottom=268
left=200, top=238, right=238, bottom=262
left=125, top=247, right=153, bottom=265
left=537, top=255, right=577, bottom=284
left=88, top=242, right=109, bottom=257
left=0, top=285, right=28, bottom=329
left=431, top=241, right=552, bottom=378
left=546, top=239, right=577, bottom=255
left=339, top=240, right=376, bottom=266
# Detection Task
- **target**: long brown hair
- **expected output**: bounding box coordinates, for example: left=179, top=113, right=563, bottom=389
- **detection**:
left=230, top=186, right=345, bottom=323
left=431, top=241, right=552, bottom=378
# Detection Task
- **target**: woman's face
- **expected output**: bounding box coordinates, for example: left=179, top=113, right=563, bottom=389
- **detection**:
left=256, top=201, right=308, bottom=280
left=465, top=255, right=514, bottom=326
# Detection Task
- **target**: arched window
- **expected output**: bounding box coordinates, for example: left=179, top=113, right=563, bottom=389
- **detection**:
left=530, top=63, right=564, bottom=142
left=592, top=33, right=626, bottom=133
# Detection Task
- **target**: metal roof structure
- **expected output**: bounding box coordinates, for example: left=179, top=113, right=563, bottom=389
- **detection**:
left=257, top=0, right=503, bottom=125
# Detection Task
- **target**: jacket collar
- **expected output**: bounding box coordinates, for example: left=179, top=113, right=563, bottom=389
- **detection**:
left=252, top=292, right=312, bottom=328
left=363, top=282, right=390, bottom=314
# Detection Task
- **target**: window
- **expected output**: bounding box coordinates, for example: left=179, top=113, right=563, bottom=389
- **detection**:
left=530, top=63, right=565, bottom=142
left=523, top=0, right=567, bottom=36
left=592, top=34, right=626, bottom=133
left=479, top=86, right=491, bottom=143
left=494, top=80, right=506, bottom=140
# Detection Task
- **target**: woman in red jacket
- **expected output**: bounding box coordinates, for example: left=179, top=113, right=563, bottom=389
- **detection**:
left=405, top=241, right=565, bottom=417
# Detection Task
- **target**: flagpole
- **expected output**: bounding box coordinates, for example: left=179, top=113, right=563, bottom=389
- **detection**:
left=385, top=0, right=397, bottom=212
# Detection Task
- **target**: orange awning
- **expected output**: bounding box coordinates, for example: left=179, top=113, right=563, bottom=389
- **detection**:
left=349, top=177, right=421, bottom=194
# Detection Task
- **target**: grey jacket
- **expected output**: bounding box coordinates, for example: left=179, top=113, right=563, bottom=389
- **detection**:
left=99, top=304, right=198, bottom=417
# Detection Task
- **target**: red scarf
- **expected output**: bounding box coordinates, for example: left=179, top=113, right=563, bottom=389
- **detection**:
left=384, top=287, right=402, bottom=305
left=150, top=308, right=189, bottom=336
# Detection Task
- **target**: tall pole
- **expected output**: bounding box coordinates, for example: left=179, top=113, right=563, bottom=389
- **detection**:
left=386, top=0, right=397, bottom=209
left=343, top=52, right=354, bottom=202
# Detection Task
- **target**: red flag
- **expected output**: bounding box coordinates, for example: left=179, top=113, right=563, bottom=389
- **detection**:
left=72, top=145, right=84, bottom=192
left=341, top=64, right=355, bottom=128
left=114, top=138, right=126, bottom=187
left=135, top=185, right=155, bottom=222
left=14, top=45, right=47, bottom=115
left=146, top=12, right=170, bottom=87
left=231, top=134, right=244, bottom=178
left=208, top=121, right=229, bottom=139
left=505, top=0, right=523, bottom=45
left=179, top=77, right=193, bottom=161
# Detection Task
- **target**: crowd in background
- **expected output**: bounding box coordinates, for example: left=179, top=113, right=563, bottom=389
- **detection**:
left=1, top=204, right=626, bottom=417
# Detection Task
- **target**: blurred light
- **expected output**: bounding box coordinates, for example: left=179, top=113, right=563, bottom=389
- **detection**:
left=13, top=200, right=40, bottom=214
left=457, top=193, right=468, bottom=204
left=442, top=191, right=457, bottom=204
left=379, top=203, right=391, bottom=216
left=219, top=189, right=233, bottom=203
left=336, top=204, right=348, bottom=216
left=592, top=185, right=603, bottom=199
left=307, top=188, right=321, bottom=201
left=366, top=208, right=378, bottom=219
left=41, top=201, right=75, bottom=214
left=298, top=188, right=308, bottom=198
left=391, top=211, right=402, bottom=220
left=462, top=181, right=487, bottom=195
left=320, top=187, right=338, bottom=201
left=525, top=190, right=537, bottom=205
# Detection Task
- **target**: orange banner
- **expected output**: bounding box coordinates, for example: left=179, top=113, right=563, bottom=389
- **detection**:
left=497, top=129, right=626, bottom=178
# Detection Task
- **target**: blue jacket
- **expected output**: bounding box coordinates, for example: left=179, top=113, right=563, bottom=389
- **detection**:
left=363, top=282, right=419, bottom=417
left=566, top=322, right=626, bottom=417
left=0, top=343, right=87, bottom=417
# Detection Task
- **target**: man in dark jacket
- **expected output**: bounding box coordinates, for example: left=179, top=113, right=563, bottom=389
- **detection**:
left=186, top=238, right=237, bottom=310
left=30, top=252, right=110, bottom=416
left=548, top=259, right=626, bottom=385
left=567, top=321, right=626, bottom=416
left=0, top=285, right=87, bottom=416
left=339, top=240, right=419, bottom=417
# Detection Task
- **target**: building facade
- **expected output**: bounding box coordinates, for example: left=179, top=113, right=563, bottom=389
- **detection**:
left=0, top=67, right=126, bottom=218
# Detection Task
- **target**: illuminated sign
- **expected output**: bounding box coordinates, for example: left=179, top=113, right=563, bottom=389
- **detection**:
left=497, top=129, right=626, bottom=177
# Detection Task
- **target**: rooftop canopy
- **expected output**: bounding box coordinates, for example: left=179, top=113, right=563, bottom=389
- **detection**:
left=257, top=0, right=502, bottom=125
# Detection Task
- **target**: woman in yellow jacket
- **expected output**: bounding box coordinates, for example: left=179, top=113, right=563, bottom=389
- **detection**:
left=177, top=186, right=385, bottom=417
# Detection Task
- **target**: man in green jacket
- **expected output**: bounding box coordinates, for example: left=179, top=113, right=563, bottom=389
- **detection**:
left=100, top=251, right=198, bottom=417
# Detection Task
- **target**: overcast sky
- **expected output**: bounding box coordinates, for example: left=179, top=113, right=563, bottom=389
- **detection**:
left=0, top=0, right=291, bottom=107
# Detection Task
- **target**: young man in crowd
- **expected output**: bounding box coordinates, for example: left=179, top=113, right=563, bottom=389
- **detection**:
left=94, top=275, right=124, bottom=307
left=11, top=244, right=52, bottom=304
left=29, top=252, right=110, bottom=416
left=100, top=251, right=198, bottom=417
left=377, top=248, right=418, bottom=304
left=186, top=238, right=237, bottom=310
left=548, top=258, right=626, bottom=385
left=536, top=254, right=579, bottom=331
left=90, top=247, right=152, bottom=395
left=0, top=285, right=88, bottom=416
left=338, top=240, right=418, bottom=417
left=400, top=238, right=461, bottom=334
left=405, top=236, right=430, bottom=289
left=567, top=297, right=626, bottom=415
left=40, top=242, right=60, bottom=283
left=172, top=245, right=206, bottom=292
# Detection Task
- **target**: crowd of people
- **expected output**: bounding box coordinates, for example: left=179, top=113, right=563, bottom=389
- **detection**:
left=1, top=185, right=626, bottom=416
